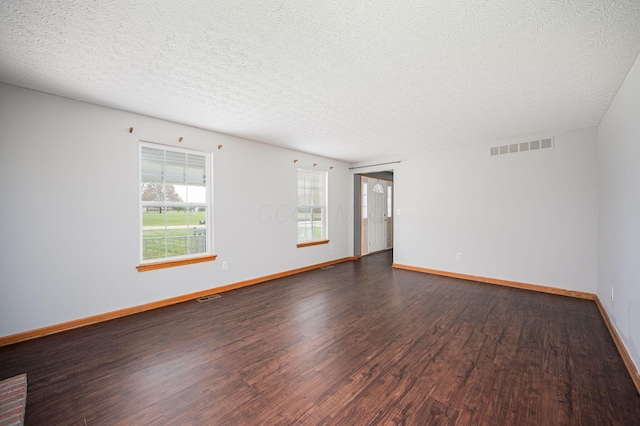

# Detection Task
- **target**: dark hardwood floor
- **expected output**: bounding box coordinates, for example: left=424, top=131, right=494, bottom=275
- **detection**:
left=1, top=251, right=639, bottom=425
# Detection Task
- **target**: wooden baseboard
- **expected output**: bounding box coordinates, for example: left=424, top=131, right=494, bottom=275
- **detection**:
left=392, top=263, right=640, bottom=395
left=5, top=258, right=638, bottom=397
left=392, top=263, right=596, bottom=300
left=594, top=297, right=640, bottom=395
left=0, top=257, right=354, bottom=347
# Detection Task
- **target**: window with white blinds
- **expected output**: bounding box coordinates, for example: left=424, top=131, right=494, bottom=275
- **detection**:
left=139, top=143, right=212, bottom=262
left=297, top=169, right=327, bottom=244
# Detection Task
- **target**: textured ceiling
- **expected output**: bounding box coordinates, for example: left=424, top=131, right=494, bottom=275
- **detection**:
left=1, top=1, right=640, bottom=163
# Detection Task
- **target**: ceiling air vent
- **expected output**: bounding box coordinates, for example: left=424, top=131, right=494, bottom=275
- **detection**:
left=541, top=138, right=553, bottom=149
left=490, top=137, right=554, bottom=157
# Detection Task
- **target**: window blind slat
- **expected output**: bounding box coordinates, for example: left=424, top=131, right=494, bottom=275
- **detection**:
left=187, top=153, right=206, bottom=186
left=165, top=151, right=186, bottom=185
left=141, top=147, right=164, bottom=183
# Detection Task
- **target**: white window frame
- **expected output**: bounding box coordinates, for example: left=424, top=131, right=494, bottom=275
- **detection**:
left=138, top=142, right=214, bottom=268
left=297, top=168, right=328, bottom=246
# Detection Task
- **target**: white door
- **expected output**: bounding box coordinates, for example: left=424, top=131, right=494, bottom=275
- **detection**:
left=368, top=179, right=387, bottom=253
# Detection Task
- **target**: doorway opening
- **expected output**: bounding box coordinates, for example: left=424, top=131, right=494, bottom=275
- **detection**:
left=354, top=171, right=393, bottom=257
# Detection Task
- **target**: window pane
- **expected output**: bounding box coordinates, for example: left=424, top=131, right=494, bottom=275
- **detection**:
left=141, top=147, right=164, bottom=183
left=142, top=229, right=166, bottom=260
left=312, top=205, right=324, bottom=240
left=186, top=184, right=206, bottom=203
left=297, top=206, right=311, bottom=241
left=141, top=182, right=165, bottom=202
left=142, top=206, right=167, bottom=227
left=142, top=206, right=169, bottom=260
left=186, top=153, right=206, bottom=185
left=187, top=206, right=207, bottom=255
left=165, top=150, right=186, bottom=185
left=312, top=207, right=322, bottom=222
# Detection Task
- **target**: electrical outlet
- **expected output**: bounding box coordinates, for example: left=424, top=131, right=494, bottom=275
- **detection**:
left=611, top=287, right=614, bottom=302
left=456, top=252, right=463, bottom=261
left=222, top=261, right=228, bottom=270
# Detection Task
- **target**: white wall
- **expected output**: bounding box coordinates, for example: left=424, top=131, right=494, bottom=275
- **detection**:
left=382, top=127, right=599, bottom=293
left=598, top=53, right=640, bottom=375
left=0, top=83, right=351, bottom=338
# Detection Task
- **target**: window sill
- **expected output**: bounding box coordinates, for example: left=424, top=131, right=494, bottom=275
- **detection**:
left=137, top=255, right=217, bottom=272
left=297, top=240, right=330, bottom=248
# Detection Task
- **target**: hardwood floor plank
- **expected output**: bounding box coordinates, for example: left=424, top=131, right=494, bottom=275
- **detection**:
left=1, top=252, right=639, bottom=425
